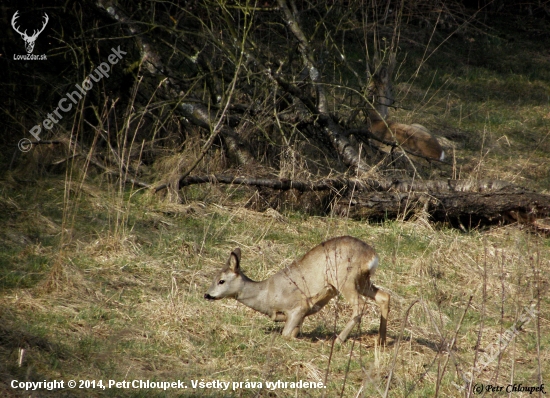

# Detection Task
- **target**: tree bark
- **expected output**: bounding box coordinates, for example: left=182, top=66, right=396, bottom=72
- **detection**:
left=276, top=0, right=367, bottom=172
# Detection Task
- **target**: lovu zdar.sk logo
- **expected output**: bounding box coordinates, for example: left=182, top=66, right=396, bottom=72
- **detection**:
left=12, top=10, right=49, bottom=59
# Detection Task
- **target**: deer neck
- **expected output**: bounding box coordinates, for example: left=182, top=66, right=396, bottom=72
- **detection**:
left=367, top=104, right=388, bottom=122
left=367, top=75, right=393, bottom=122
left=235, top=276, right=272, bottom=316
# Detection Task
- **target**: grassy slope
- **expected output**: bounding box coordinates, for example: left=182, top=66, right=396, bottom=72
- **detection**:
left=1, top=16, right=550, bottom=398
left=393, top=20, right=550, bottom=192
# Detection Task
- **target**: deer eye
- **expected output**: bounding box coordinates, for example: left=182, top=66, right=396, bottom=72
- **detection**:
left=218, top=280, right=225, bottom=285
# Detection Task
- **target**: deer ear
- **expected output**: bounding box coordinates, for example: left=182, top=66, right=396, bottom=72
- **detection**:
left=228, top=248, right=241, bottom=272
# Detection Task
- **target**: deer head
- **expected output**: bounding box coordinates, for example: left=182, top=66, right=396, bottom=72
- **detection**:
left=12, top=11, right=49, bottom=54
left=366, top=53, right=396, bottom=120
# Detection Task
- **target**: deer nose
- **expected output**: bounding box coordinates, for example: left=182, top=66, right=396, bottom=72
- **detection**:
left=204, top=293, right=214, bottom=300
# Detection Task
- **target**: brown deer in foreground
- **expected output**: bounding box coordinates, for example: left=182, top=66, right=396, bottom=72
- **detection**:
left=204, top=236, right=390, bottom=345
left=367, top=55, right=445, bottom=161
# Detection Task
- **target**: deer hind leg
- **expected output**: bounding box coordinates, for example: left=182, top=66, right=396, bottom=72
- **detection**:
left=361, top=282, right=390, bottom=346
left=306, top=285, right=338, bottom=316
left=335, top=287, right=367, bottom=344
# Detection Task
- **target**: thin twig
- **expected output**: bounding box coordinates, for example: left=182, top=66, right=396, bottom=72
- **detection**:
left=435, top=295, right=473, bottom=396
left=383, top=299, right=420, bottom=397
left=466, top=245, right=488, bottom=398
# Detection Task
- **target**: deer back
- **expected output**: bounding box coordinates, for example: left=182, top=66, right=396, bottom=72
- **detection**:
left=276, top=236, right=378, bottom=295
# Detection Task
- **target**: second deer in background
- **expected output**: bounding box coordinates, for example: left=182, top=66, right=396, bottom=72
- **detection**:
left=366, top=55, right=445, bottom=161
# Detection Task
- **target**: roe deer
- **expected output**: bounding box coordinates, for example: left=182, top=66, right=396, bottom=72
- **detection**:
left=204, top=236, right=390, bottom=344
left=367, top=55, right=445, bottom=161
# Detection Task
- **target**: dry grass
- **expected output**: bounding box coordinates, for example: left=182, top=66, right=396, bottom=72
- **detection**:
left=0, top=178, right=548, bottom=397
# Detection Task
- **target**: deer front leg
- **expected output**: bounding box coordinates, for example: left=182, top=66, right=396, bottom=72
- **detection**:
left=336, top=294, right=365, bottom=344
left=281, top=309, right=306, bottom=338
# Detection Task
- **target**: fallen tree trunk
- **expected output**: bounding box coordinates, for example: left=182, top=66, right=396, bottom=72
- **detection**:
left=154, top=174, right=550, bottom=229
left=155, top=174, right=515, bottom=194
left=334, top=190, right=550, bottom=225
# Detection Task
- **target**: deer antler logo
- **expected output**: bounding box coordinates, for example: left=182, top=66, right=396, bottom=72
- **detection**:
left=11, top=11, right=49, bottom=54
